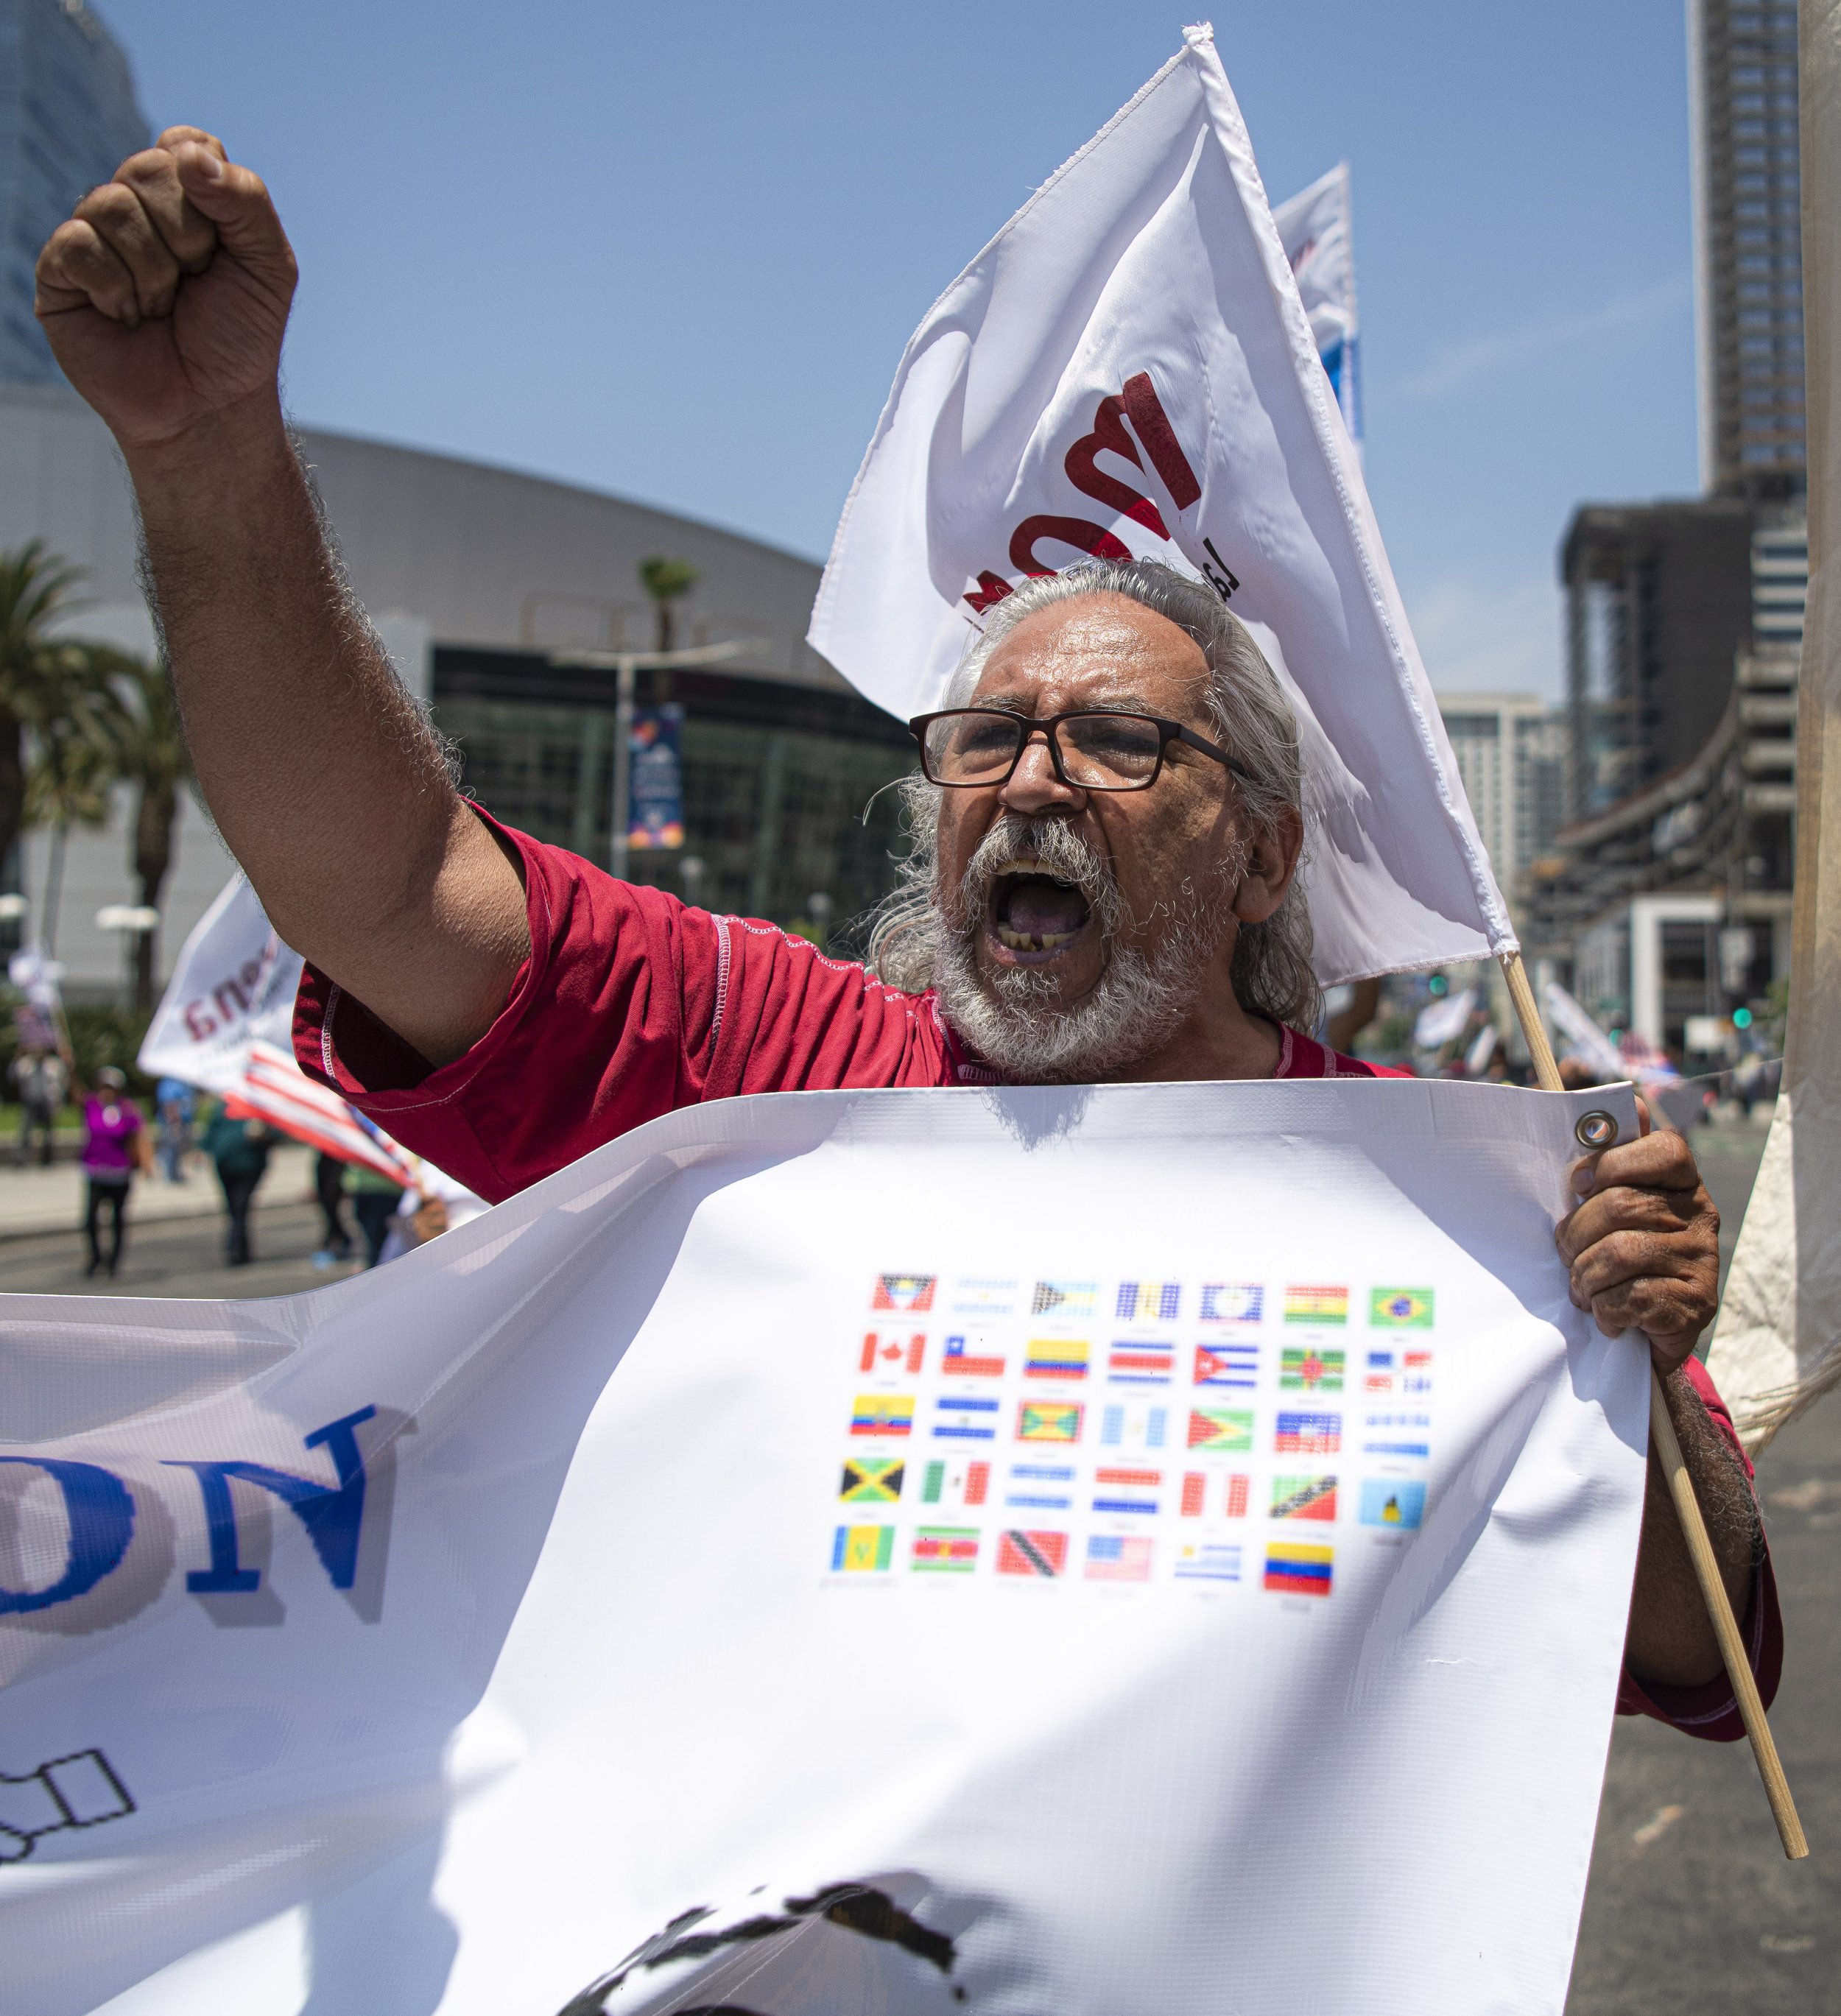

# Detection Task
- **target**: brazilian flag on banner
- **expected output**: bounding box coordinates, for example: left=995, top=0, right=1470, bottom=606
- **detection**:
left=1370, top=1288, right=1435, bottom=1328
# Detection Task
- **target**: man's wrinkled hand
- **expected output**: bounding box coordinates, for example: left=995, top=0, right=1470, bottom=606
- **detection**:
left=1554, top=1103, right=1719, bottom=1372
left=33, top=126, right=295, bottom=449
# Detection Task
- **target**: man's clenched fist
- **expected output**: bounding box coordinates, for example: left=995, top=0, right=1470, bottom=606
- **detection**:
left=34, top=127, right=295, bottom=451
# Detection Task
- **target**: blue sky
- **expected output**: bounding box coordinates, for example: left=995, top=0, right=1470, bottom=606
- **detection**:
left=96, top=1, right=1704, bottom=699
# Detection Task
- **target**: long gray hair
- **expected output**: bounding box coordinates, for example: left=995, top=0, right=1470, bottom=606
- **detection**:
left=865, top=557, right=1320, bottom=1033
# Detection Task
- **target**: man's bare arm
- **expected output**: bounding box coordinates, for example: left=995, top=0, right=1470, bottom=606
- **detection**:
left=1555, top=1118, right=1759, bottom=1688
left=1622, top=1369, right=1761, bottom=1688
left=35, top=128, right=527, bottom=1065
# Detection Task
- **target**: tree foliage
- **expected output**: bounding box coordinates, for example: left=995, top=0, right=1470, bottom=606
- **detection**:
left=1, top=543, right=195, bottom=1003
left=638, top=554, right=700, bottom=654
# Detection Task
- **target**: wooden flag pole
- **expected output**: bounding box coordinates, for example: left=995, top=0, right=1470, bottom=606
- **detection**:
left=1498, top=948, right=1808, bottom=1859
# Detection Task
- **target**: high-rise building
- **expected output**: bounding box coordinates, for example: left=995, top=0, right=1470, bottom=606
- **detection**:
left=0, top=0, right=149, bottom=387
left=1688, top=0, right=1805, bottom=498
left=1559, top=498, right=1756, bottom=817
left=1528, top=2, right=1809, bottom=1048
left=1435, top=695, right=1567, bottom=914
left=1530, top=517, right=1804, bottom=1047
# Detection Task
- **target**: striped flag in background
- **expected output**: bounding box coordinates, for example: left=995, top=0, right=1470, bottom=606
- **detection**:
left=235, top=1043, right=414, bottom=1184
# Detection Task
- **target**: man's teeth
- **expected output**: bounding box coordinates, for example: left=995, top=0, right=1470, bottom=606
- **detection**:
left=996, top=922, right=1080, bottom=951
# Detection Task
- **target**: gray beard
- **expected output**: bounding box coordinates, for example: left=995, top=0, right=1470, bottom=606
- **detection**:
left=929, top=817, right=1237, bottom=1084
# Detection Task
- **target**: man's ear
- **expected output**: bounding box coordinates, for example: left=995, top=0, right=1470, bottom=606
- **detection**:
left=1231, top=805, right=1304, bottom=926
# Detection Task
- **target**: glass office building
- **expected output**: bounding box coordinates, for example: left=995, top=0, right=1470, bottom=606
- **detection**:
left=434, top=650, right=915, bottom=928
left=1689, top=0, right=1805, bottom=499
left=0, top=0, right=149, bottom=387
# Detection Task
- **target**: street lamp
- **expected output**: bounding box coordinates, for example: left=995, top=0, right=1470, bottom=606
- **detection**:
left=96, top=906, right=160, bottom=1004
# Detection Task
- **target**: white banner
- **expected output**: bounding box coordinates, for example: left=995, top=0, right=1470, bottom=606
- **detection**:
left=808, top=26, right=1511, bottom=985
left=1, top=1078, right=1646, bottom=2015
left=136, top=879, right=411, bottom=1180
left=7, top=948, right=64, bottom=1018
left=1272, top=161, right=1361, bottom=445
left=137, top=875, right=300, bottom=1097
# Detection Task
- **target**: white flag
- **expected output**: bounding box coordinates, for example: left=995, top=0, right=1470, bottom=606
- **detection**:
left=1412, top=985, right=1476, bottom=1051
left=1272, top=161, right=1362, bottom=446
left=137, top=874, right=301, bottom=1096
left=3, top=1078, right=1647, bottom=2015
left=138, top=877, right=412, bottom=1180
left=809, top=25, right=1510, bottom=986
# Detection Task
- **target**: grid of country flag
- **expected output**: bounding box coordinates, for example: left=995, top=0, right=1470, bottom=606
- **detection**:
left=833, top=1272, right=1437, bottom=1593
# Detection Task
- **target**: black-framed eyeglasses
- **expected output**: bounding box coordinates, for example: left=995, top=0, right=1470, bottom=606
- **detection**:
left=907, top=707, right=1252, bottom=792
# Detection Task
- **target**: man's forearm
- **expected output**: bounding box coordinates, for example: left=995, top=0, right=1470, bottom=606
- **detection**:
left=127, top=395, right=527, bottom=1063
left=1624, top=1367, right=1761, bottom=1691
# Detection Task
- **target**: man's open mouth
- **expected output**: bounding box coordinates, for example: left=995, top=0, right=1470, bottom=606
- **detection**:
left=987, top=856, right=1094, bottom=956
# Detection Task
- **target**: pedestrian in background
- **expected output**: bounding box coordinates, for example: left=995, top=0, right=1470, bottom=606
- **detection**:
left=202, top=1103, right=272, bottom=1267
left=375, top=1157, right=488, bottom=1265
left=155, top=1076, right=196, bottom=1182
left=77, top=1065, right=150, bottom=1277
left=312, top=1149, right=354, bottom=1267
left=345, top=1161, right=405, bottom=1268
left=12, top=1045, right=68, bottom=1167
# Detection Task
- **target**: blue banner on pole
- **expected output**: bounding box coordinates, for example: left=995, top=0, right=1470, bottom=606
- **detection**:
left=628, top=705, right=685, bottom=850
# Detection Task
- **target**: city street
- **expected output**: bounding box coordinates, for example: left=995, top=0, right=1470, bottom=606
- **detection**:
left=0, top=1194, right=359, bottom=1298
left=1570, top=1117, right=1840, bottom=2011
left=0, top=1115, right=1828, bottom=2006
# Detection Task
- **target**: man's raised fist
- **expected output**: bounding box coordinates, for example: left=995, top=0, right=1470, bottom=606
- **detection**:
left=34, top=127, right=296, bottom=451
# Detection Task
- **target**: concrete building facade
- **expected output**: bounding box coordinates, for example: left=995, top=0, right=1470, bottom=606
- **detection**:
left=1434, top=694, right=1566, bottom=916
left=1531, top=516, right=1804, bottom=1054
left=1560, top=497, right=1759, bottom=818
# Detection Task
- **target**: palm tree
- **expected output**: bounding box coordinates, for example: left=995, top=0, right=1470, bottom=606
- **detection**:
left=0, top=542, right=86, bottom=888
left=111, top=658, right=193, bottom=1008
left=638, top=555, right=700, bottom=655
left=24, top=672, right=120, bottom=956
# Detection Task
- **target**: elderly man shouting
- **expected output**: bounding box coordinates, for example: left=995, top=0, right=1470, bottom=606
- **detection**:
left=37, top=128, right=1777, bottom=1736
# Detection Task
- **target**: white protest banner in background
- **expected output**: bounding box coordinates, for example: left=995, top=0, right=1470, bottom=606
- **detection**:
left=136, top=878, right=412, bottom=1180
left=7, top=948, right=64, bottom=1050
left=137, top=874, right=300, bottom=1096
left=1272, top=161, right=1362, bottom=448
left=1413, top=984, right=1476, bottom=1051
left=1, top=1079, right=1646, bottom=2016
left=809, top=24, right=1510, bottom=987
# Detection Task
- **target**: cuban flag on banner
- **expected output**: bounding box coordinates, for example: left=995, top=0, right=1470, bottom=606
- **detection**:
left=809, top=24, right=1509, bottom=985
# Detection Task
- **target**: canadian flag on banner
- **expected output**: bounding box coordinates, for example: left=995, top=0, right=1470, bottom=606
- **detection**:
left=809, top=24, right=1510, bottom=985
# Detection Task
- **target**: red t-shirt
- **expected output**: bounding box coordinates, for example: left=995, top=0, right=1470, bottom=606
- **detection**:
left=295, top=814, right=1779, bottom=1741
left=294, top=814, right=1401, bottom=1202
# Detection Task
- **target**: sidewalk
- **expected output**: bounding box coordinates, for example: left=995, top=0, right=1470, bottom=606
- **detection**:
left=0, top=1145, right=317, bottom=1241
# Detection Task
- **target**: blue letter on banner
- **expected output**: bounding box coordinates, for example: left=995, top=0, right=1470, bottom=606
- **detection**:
left=166, top=1406, right=377, bottom=1595
left=0, top=1459, right=136, bottom=1614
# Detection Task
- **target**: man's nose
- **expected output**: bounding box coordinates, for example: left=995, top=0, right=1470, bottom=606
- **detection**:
left=999, top=730, right=1086, bottom=817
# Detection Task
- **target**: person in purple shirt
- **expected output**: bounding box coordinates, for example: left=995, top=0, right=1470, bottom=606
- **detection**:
left=77, top=1065, right=150, bottom=1277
